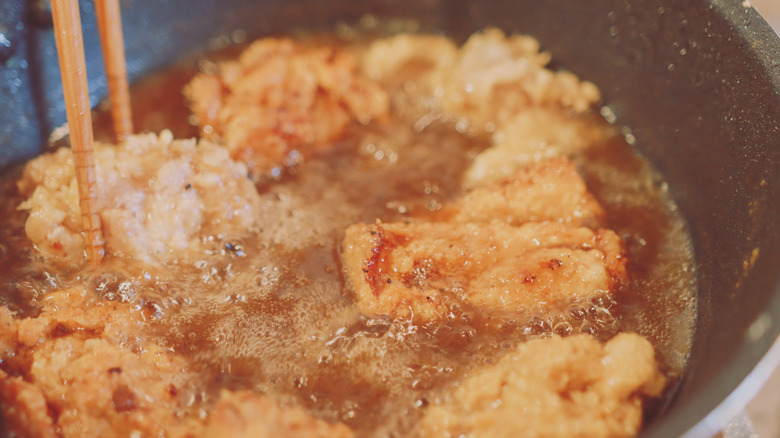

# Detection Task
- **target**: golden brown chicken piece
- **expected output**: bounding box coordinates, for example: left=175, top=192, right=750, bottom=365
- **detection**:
left=186, top=37, right=389, bottom=178
left=0, top=288, right=196, bottom=438
left=0, top=369, right=57, bottom=438
left=465, top=108, right=610, bottom=185
left=362, top=28, right=600, bottom=134
left=0, top=289, right=355, bottom=438
left=438, top=156, right=605, bottom=227
left=418, top=333, right=666, bottom=438
left=202, top=390, right=353, bottom=438
left=341, top=221, right=627, bottom=321
left=439, top=28, right=599, bottom=130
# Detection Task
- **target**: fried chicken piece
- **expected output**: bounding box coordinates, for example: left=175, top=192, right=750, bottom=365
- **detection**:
left=361, top=33, right=457, bottom=90
left=0, top=289, right=356, bottom=438
left=362, top=28, right=600, bottom=133
left=10, top=288, right=151, bottom=349
left=18, top=130, right=260, bottom=265
left=465, top=108, right=610, bottom=185
left=0, top=371, right=57, bottom=438
left=186, top=38, right=389, bottom=177
left=0, top=288, right=197, bottom=438
left=419, top=333, right=666, bottom=438
left=202, top=390, right=353, bottom=438
left=438, top=156, right=605, bottom=227
left=341, top=221, right=627, bottom=321
left=441, top=28, right=599, bottom=130
left=29, top=338, right=189, bottom=437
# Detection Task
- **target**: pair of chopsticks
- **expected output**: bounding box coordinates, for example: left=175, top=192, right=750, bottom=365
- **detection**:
left=51, top=0, right=132, bottom=265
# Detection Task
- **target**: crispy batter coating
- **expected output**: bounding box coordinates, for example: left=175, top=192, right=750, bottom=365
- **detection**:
left=439, top=156, right=605, bottom=227
left=202, top=390, right=353, bottom=438
left=0, top=289, right=196, bottom=438
left=361, top=33, right=456, bottom=91
left=419, top=333, right=666, bottom=438
left=0, top=289, right=354, bottom=438
left=186, top=38, right=389, bottom=177
left=0, top=371, right=57, bottom=438
left=341, top=221, right=627, bottom=321
left=362, top=28, right=600, bottom=132
left=18, top=131, right=261, bottom=264
left=465, top=108, right=610, bottom=185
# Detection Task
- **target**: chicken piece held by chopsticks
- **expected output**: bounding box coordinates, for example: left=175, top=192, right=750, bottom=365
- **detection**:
left=18, top=131, right=261, bottom=265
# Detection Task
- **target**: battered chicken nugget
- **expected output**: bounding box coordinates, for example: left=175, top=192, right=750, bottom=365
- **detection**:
left=439, top=156, right=605, bottom=227
left=18, top=131, right=260, bottom=265
left=419, top=333, right=666, bottom=438
left=0, top=290, right=356, bottom=438
left=440, top=28, right=599, bottom=129
left=0, top=371, right=56, bottom=438
left=341, top=221, right=627, bottom=321
left=187, top=38, right=389, bottom=177
left=465, top=108, right=610, bottom=185
left=0, top=289, right=196, bottom=438
left=362, top=28, right=599, bottom=133
left=361, top=33, right=457, bottom=90
left=203, top=390, right=353, bottom=438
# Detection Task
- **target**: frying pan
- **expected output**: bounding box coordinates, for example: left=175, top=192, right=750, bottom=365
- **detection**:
left=1, top=0, right=779, bottom=436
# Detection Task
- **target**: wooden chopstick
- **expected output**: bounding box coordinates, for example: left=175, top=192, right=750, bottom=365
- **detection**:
left=51, top=0, right=106, bottom=264
left=95, top=0, right=133, bottom=143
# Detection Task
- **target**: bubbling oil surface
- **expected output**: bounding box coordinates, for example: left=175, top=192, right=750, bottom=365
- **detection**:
left=0, top=29, right=696, bottom=436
